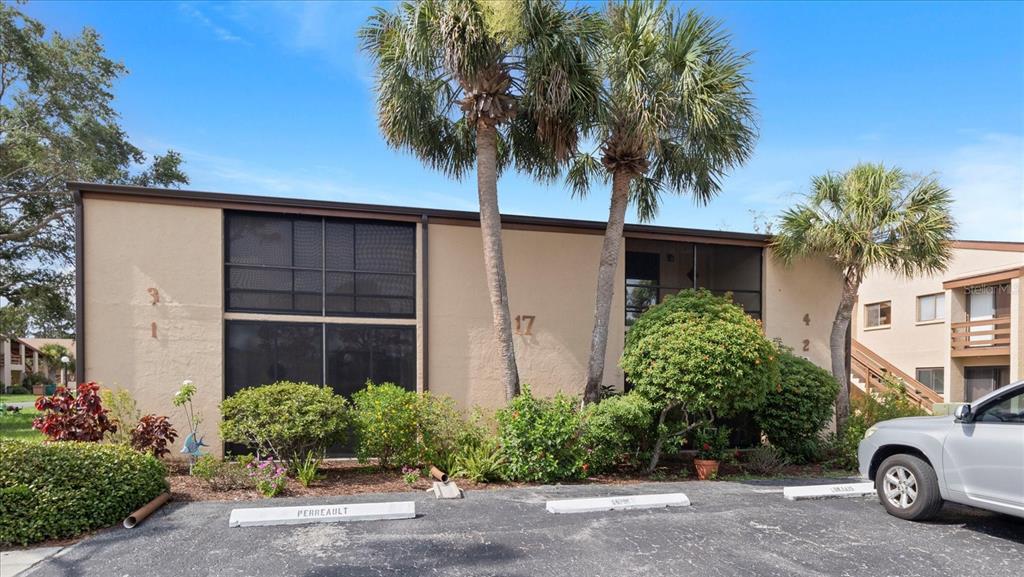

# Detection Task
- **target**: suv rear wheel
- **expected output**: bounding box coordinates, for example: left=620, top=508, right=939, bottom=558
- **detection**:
left=875, top=454, right=943, bottom=521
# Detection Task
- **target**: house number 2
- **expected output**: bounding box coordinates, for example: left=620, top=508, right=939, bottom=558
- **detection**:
left=514, top=315, right=536, bottom=336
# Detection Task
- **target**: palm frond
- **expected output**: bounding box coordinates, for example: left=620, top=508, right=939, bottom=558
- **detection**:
left=772, top=163, right=956, bottom=278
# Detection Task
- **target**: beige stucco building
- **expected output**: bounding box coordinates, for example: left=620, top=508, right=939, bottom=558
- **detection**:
left=853, top=242, right=1024, bottom=407
left=73, top=182, right=843, bottom=455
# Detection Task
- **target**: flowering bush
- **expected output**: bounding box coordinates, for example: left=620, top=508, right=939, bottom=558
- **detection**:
left=130, top=415, right=178, bottom=459
left=247, top=457, right=287, bottom=498
left=33, top=382, right=116, bottom=442
left=401, top=466, right=421, bottom=486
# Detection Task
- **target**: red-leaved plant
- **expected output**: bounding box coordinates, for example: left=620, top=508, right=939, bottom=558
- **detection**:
left=33, top=382, right=117, bottom=442
left=131, top=415, right=179, bottom=458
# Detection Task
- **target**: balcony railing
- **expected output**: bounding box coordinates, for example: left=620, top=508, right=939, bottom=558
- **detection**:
left=950, top=317, right=1012, bottom=357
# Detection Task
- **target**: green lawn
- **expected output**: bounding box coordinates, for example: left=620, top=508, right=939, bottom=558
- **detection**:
left=0, top=406, right=43, bottom=442
left=0, top=393, right=38, bottom=405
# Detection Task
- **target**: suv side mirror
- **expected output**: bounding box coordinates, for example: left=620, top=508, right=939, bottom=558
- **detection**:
left=954, top=404, right=973, bottom=422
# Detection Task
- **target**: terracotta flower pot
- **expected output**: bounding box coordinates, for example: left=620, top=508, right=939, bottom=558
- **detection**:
left=693, top=459, right=720, bottom=480
left=32, top=384, right=45, bottom=396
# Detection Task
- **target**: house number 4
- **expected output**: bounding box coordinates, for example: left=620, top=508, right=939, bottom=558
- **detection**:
left=514, top=315, right=535, bottom=336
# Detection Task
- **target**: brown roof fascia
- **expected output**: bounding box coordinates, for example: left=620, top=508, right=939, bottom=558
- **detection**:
left=951, top=240, right=1024, bottom=253
left=942, top=266, right=1024, bottom=290
left=68, top=181, right=770, bottom=246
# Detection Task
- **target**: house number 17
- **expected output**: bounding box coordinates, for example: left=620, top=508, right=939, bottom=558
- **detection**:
left=514, top=315, right=535, bottom=336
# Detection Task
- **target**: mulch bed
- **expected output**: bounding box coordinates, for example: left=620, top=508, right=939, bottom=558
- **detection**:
left=167, top=460, right=854, bottom=503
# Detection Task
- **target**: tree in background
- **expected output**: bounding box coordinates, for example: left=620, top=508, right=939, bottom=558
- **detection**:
left=771, top=163, right=955, bottom=434
left=360, top=0, right=600, bottom=400
left=571, top=2, right=757, bottom=403
left=0, top=3, right=188, bottom=337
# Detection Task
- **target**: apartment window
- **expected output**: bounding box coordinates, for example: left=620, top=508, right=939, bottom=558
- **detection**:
left=624, top=241, right=763, bottom=326
left=864, top=301, right=891, bottom=328
left=916, top=293, right=945, bottom=322
left=225, top=211, right=415, bottom=318
left=915, top=367, right=944, bottom=395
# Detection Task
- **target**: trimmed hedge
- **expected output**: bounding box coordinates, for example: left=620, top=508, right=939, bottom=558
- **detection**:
left=220, top=381, right=350, bottom=470
left=755, top=348, right=839, bottom=461
left=0, top=440, right=168, bottom=546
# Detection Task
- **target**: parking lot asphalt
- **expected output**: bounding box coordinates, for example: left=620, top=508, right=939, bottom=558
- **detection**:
left=25, top=478, right=1023, bottom=577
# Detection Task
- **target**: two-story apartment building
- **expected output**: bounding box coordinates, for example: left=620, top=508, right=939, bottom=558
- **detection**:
left=72, top=182, right=844, bottom=455
left=853, top=241, right=1024, bottom=408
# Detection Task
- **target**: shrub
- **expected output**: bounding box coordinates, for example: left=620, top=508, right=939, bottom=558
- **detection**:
left=621, top=289, right=779, bottom=471
left=420, top=394, right=484, bottom=472
left=0, top=440, right=167, bottom=546
left=828, top=384, right=927, bottom=469
left=130, top=415, right=178, bottom=458
left=580, top=391, right=653, bottom=473
left=21, top=372, right=51, bottom=389
left=755, top=347, right=839, bottom=462
left=295, top=450, right=324, bottom=488
left=220, top=381, right=349, bottom=470
left=191, top=454, right=254, bottom=491
left=452, top=435, right=506, bottom=483
left=7, top=385, right=30, bottom=395
left=743, top=444, right=790, bottom=476
left=351, top=382, right=421, bottom=469
left=101, top=388, right=140, bottom=446
left=497, top=386, right=585, bottom=482
left=33, top=382, right=116, bottom=442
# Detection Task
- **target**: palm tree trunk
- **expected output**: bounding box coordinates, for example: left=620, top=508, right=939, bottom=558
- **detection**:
left=583, top=170, right=633, bottom=404
left=830, top=271, right=860, bottom=434
left=475, top=123, right=520, bottom=401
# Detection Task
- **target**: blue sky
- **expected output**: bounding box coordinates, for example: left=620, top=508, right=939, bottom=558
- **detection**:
left=25, top=1, right=1024, bottom=240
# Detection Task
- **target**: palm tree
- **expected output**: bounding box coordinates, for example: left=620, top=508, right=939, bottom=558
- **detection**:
left=772, top=163, right=955, bottom=433
left=360, top=0, right=601, bottom=401
left=572, top=1, right=757, bottom=404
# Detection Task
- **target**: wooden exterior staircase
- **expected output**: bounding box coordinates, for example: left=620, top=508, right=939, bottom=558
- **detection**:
left=851, top=340, right=944, bottom=413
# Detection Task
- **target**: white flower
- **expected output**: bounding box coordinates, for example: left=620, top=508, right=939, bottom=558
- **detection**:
left=182, top=379, right=194, bottom=386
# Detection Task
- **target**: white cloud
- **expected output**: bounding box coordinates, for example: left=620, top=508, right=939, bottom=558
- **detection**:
left=942, top=133, right=1024, bottom=241
left=179, top=3, right=245, bottom=43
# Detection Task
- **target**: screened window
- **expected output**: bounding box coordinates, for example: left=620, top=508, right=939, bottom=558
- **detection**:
left=225, top=321, right=324, bottom=398
left=623, top=241, right=762, bottom=325
left=326, top=325, right=416, bottom=398
left=225, top=321, right=417, bottom=400
left=695, top=244, right=762, bottom=317
left=915, top=367, right=944, bottom=395
left=917, top=293, right=945, bottom=322
left=225, top=212, right=415, bottom=317
left=865, top=301, right=891, bottom=328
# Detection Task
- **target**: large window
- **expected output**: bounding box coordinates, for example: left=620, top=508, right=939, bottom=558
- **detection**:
left=624, top=240, right=762, bottom=325
left=225, top=320, right=416, bottom=399
left=916, top=293, right=945, bottom=322
left=225, top=321, right=324, bottom=397
left=915, top=367, right=944, bottom=395
left=864, top=301, right=891, bottom=328
left=225, top=212, right=415, bottom=318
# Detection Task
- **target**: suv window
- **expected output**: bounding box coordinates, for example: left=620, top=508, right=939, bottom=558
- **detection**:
left=975, top=389, right=1024, bottom=423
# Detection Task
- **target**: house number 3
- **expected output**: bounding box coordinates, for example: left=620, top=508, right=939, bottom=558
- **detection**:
left=514, top=315, right=536, bottom=336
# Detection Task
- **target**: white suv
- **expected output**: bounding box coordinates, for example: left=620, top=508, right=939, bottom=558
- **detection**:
left=858, top=381, right=1024, bottom=521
